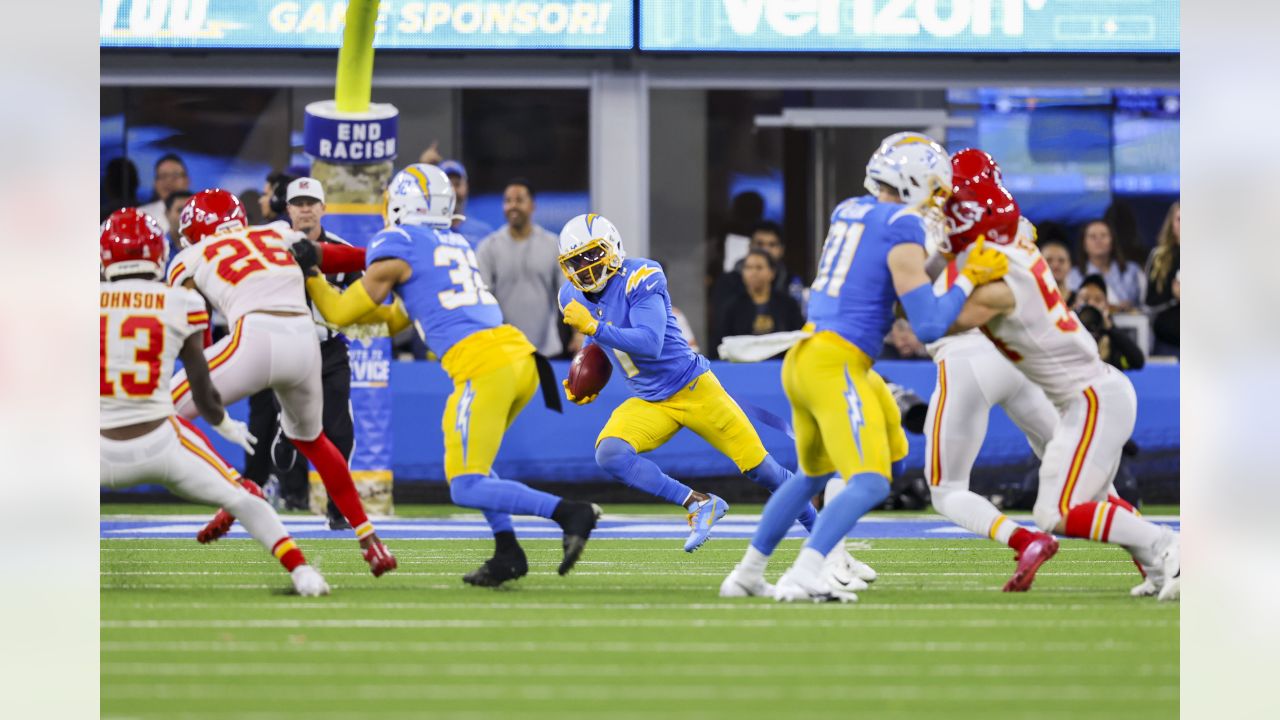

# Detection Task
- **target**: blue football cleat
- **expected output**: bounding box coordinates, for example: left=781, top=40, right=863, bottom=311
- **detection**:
left=684, top=495, right=729, bottom=552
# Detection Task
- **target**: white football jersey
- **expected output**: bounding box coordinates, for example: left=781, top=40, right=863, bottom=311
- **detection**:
left=100, top=279, right=209, bottom=429
left=168, top=222, right=309, bottom=322
left=979, top=225, right=1108, bottom=406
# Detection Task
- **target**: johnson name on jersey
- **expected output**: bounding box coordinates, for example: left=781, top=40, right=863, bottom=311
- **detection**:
left=807, top=195, right=928, bottom=358
left=100, top=280, right=210, bottom=429
left=558, top=257, right=708, bottom=402
left=365, top=223, right=502, bottom=359
left=982, top=233, right=1108, bottom=406
left=168, top=223, right=309, bottom=322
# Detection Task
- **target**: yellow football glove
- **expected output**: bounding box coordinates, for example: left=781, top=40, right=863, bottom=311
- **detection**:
left=959, top=235, right=1010, bottom=287
left=562, top=378, right=598, bottom=406
left=562, top=299, right=599, bottom=336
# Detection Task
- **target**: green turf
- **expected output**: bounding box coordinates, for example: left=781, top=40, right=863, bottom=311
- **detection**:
left=102, top=538, right=1178, bottom=719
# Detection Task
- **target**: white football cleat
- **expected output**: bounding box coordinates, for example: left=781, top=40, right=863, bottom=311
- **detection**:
left=1130, top=576, right=1159, bottom=597
left=719, top=566, right=775, bottom=598
left=774, top=565, right=857, bottom=604
left=1155, top=529, right=1180, bottom=602
left=823, top=547, right=870, bottom=592
left=291, top=565, right=331, bottom=597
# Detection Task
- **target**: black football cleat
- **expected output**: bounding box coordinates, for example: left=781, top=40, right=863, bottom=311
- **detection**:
left=554, top=502, right=602, bottom=576
left=463, top=546, right=529, bottom=588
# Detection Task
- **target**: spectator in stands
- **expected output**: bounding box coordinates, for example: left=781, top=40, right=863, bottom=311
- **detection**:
left=476, top=179, right=563, bottom=356
left=716, top=250, right=803, bottom=350
left=439, top=160, right=493, bottom=249
left=1105, top=199, right=1144, bottom=265
left=163, top=189, right=194, bottom=257
left=137, top=154, right=190, bottom=234
left=419, top=139, right=443, bottom=166
left=1039, top=238, right=1074, bottom=301
left=1144, top=201, right=1180, bottom=312
left=240, top=190, right=266, bottom=225
left=880, top=318, right=930, bottom=360
left=1073, top=274, right=1145, bottom=370
left=1151, top=270, right=1179, bottom=356
left=1067, top=219, right=1145, bottom=311
left=101, top=157, right=140, bottom=221
left=259, top=171, right=295, bottom=224
left=749, top=221, right=806, bottom=305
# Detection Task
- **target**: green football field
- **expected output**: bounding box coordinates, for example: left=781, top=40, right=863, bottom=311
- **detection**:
left=101, top=508, right=1178, bottom=720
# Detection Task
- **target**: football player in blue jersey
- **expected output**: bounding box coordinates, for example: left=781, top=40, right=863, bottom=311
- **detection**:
left=555, top=213, right=818, bottom=552
left=722, top=133, right=1012, bottom=602
left=303, top=163, right=601, bottom=586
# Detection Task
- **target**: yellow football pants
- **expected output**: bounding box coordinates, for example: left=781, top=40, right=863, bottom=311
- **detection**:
left=597, top=370, right=768, bottom=472
left=441, top=344, right=538, bottom=482
left=782, top=331, right=908, bottom=480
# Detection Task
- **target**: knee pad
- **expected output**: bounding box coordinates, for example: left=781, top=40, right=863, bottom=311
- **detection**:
left=449, top=474, right=482, bottom=507
left=1032, top=502, right=1062, bottom=533
left=595, top=437, right=636, bottom=478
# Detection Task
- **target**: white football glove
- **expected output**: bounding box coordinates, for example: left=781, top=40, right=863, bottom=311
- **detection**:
left=212, top=414, right=258, bottom=455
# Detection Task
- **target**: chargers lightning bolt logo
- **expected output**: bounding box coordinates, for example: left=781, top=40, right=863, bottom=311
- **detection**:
left=456, top=380, right=475, bottom=465
left=843, top=366, right=864, bottom=462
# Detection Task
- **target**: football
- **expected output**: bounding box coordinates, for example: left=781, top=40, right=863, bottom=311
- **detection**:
left=566, top=342, right=612, bottom=398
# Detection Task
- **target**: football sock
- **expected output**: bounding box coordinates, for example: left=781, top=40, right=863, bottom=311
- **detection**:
left=930, top=484, right=1029, bottom=547
left=804, top=472, right=890, bottom=556
left=1064, top=501, right=1163, bottom=550
left=484, top=510, right=515, bottom=535
left=1107, top=494, right=1140, bottom=515
left=224, top=491, right=304, bottom=571
left=1007, top=526, right=1035, bottom=553
left=595, top=437, right=693, bottom=506
left=749, top=473, right=827, bottom=556
left=745, top=455, right=818, bottom=532
left=493, top=530, right=520, bottom=556
left=740, top=545, right=770, bottom=574
left=450, top=473, right=561, bottom=518
left=291, top=434, right=373, bottom=539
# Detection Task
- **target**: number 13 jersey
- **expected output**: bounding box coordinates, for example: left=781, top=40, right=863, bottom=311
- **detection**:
left=365, top=224, right=502, bottom=358
left=168, top=222, right=309, bottom=322
left=807, top=195, right=928, bottom=359
left=980, top=233, right=1108, bottom=407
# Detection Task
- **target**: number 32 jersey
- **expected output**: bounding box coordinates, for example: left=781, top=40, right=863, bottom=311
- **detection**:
left=168, top=222, right=309, bottom=322
left=807, top=195, right=928, bottom=359
left=365, top=223, right=502, bottom=358
left=100, top=279, right=210, bottom=429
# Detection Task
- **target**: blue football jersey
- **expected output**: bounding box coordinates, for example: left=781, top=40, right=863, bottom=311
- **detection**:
left=558, top=257, right=708, bottom=402
left=365, top=224, right=503, bottom=358
left=806, top=195, right=928, bottom=358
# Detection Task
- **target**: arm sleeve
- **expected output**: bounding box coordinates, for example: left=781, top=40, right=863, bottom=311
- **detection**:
left=319, top=244, right=368, bottom=274
left=305, top=275, right=379, bottom=327
left=592, top=292, right=667, bottom=359
left=898, top=281, right=973, bottom=344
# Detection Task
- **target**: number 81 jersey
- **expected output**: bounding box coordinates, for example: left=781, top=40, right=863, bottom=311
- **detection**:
left=168, top=222, right=309, bottom=322
left=980, top=231, right=1108, bottom=406
left=365, top=224, right=502, bottom=358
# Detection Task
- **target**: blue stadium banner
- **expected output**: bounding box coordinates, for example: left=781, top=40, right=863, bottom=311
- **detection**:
left=100, top=0, right=633, bottom=50
left=640, top=0, right=1180, bottom=54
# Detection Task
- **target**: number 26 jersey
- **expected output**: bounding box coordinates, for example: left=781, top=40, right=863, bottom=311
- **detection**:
left=167, top=221, right=309, bottom=322
left=365, top=223, right=503, bottom=359
left=806, top=195, right=928, bottom=359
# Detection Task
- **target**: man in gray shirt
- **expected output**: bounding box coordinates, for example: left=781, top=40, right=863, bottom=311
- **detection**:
left=476, top=179, right=564, bottom=356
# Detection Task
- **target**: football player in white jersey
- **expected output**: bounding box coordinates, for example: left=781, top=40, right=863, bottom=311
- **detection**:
left=941, top=160, right=1179, bottom=601
left=920, top=148, right=1062, bottom=592
left=100, top=209, right=328, bottom=596
left=167, top=189, right=397, bottom=577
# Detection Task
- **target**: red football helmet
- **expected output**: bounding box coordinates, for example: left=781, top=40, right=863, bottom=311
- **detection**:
left=178, top=188, right=248, bottom=247
left=951, top=147, right=1003, bottom=185
left=101, top=208, right=167, bottom=280
left=943, top=158, right=1020, bottom=255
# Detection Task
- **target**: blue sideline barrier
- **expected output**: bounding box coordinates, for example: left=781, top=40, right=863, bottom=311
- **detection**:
left=173, top=360, right=1178, bottom=486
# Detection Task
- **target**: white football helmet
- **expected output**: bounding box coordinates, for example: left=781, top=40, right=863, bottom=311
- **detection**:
left=558, top=213, right=626, bottom=292
left=864, top=132, right=952, bottom=211
left=383, top=163, right=460, bottom=228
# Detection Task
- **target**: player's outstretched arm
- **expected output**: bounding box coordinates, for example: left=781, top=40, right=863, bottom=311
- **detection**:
left=178, top=333, right=256, bottom=453
left=889, top=244, right=971, bottom=343
left=948, top=281, right=1015, bottom=333
left=305, top=258, right=411, bottom=327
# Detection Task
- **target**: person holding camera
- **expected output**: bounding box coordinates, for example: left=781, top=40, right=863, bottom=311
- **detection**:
left=1073, top=275, right=1145, bottom=371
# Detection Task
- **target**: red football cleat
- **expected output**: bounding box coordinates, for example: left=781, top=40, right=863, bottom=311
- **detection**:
left=195, top=480, right=264, bottom=544
left=1003, top=532, right=1059, bottom=592
left=363, top=541, right=398, bottom=577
